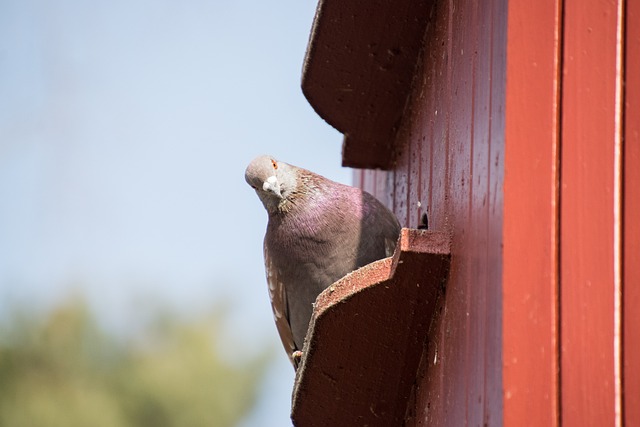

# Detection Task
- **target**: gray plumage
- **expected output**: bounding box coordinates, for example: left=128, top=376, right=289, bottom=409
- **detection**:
left=245, top=155, right=401, bottom=367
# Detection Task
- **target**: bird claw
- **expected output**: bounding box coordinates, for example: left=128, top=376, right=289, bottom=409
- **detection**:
left=292, top=350, right=303, bottom=369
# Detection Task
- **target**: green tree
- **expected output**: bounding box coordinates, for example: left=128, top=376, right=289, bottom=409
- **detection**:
left=0, top=298, right=269, bottom=427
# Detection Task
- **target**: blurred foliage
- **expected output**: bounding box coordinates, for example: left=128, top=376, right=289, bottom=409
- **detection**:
left=0, top=298, right=269, bottom=427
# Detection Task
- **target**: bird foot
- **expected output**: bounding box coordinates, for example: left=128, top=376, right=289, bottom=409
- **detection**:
left=292, top=350, right=303, bottom=369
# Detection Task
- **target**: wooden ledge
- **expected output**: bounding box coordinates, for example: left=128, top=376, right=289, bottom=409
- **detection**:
left=301, top=0, right=433, bottom=169
left=291, top=229, right=451, bottom=426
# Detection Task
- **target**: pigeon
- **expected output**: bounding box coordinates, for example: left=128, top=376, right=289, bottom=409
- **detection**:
left=245, top=155, right=401, bottom=368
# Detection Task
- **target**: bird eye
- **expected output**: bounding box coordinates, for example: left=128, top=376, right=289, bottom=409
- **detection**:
left=271, top=160, right=278, bottom=170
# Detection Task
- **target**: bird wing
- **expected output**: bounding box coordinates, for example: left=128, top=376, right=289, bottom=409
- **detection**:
left=264, top=244, right=297, bottom=366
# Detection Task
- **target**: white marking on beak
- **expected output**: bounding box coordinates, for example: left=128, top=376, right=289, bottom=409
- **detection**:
left=262, top=176, right=277, bottom=191
left=262, top=176, right=282, bottom=197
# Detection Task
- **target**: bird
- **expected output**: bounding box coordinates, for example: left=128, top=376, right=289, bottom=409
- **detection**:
left=245, top=155, right=401, bottom=368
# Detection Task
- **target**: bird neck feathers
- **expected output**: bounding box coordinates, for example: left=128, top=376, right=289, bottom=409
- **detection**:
left=273, top=173, right=323, bottom=216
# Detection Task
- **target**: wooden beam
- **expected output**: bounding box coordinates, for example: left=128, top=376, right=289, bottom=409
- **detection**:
left=301, top=0, right=433, bottom=169
left=560, top=0, right=624, bottom=424
left=503, top=0, right=562, bottom=425
left=291, top=229, right=450, bottom=426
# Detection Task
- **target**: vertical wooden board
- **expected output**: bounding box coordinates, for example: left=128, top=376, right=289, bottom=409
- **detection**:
left=387, top=169, right=398, bottom=219
left=353, top=169, right=363, bottom=189
left=428, top=0, right=451, bottom=234
left=448, top=0, right=475, bottom=237
left=420, top=296, right=448, bottom=426
left=418, top=51, right=437, bottom=233
left=438, top=267, right=469, bottom=427
left=403, top=73, right=426, bottom=427
left=360, top=169, right=375, bottom=197
left=372, top=170, right=389, bottom=213
left=485, top=0, right=507, bottom=424
left=560, top=0, right=622, bottom=424
left=468, top=1, right=490, bottom=425
left=410, top=0, right=453, bottom=423
left=406, top=0, right=507, bottom=424
left=393, top=97, right=422, bottom=230
left=624, top=1, right=640, bottom=424
left=354, top=0, right=507, bottom=425
left=426, top=37, right=452, bottom=425
left=407, top=117, right=423, bottom=230
left=407, top=19, right=441, bottom=425
left=448, top=1, right=485, bottom=426
left=437, top=1, right=471, bottom=425
left=503, top=0, right=561, bottom=426
left=394, top=139, right=410, bottom=226
left=422, top=73, right=435, bottom=233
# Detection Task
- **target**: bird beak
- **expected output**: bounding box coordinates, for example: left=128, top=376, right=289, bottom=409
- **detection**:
left=263, top=176, right=282, bottom=198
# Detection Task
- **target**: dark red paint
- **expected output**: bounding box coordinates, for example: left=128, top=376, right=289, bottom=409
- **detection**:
left=294, top=0, right=636, bottom=425
left=624, top=1, right=640, bottom=425
left=291, top=230, right=451, bottom=426
left=301, top=0, right=433, bottom=169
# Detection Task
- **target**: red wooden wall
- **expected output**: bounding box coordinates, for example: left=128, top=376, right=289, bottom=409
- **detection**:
left=503, top=0, right=561, bottom=425
left=505, top=0, right=635, bottom=425
left=624, top=1, right=640, bottom=425
left=355, top=0, right=506, bottom=424
left=300, top=0, right=637, bottom=423
left=560, top=0, right=624, bottom=424
left=352, top=0, right=637, bottom=425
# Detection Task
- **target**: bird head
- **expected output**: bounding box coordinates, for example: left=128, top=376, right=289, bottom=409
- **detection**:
left=245, top=155, right=296, bottom=213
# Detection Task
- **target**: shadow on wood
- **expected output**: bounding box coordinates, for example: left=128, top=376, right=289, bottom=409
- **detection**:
left=291, top=228, right=451, bottom=426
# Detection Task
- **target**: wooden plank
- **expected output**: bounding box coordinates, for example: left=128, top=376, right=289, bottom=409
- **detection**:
left=393, top=147, right=410, bottom=226
left=302, top=0, right=434, bottom=169
left=503, top=0, right=561, bottom=425
left=402, top=0, right=506, bottom=424
left=404, top=11, right=445, bottom=422
left=433, top=1, right=468, bottom=424
left=624, top=0, right=640, bottom=424
left=407, top=112, right=423, bottom=230
left=503, top=0, right=561, bottom=419
left=291, top=230, right=451, bottom=426
left=483, top=0, right=507, bottom=424
left=351, top=1, right=508, bottom=424
left=403, top=1, right=454, bottom=423
left=445, top=0, right=479, bottom=425
left=560, top=0, right=623, bottom=424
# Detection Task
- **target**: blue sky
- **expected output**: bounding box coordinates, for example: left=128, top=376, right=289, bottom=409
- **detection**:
left=0, top=0, right=351, bottom=425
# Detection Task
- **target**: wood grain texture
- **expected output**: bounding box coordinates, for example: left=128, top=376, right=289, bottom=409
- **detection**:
left=624, top=0, right=640, bottom=424
left=291, top=230, right=451, bottom=426
left=485, top=0, right=506, bottom=422
left=316, top=0, right=632, bottom=425
left=503, top=0, right=561, bottom=425
left=560, top=0, right=623, bottom=424
left=360, top=0, right=506, bottom=425
left=301, top=0, right=434, bottom=169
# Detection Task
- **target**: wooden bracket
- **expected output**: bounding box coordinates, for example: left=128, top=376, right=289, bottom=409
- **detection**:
left=291, top=228, right=451, bottom=426
left=301, top=0, right=433, bottom=169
